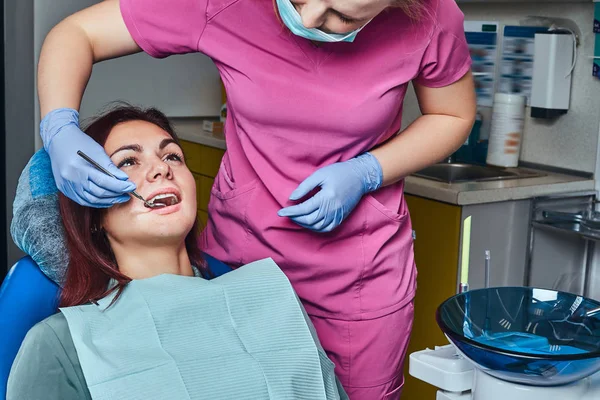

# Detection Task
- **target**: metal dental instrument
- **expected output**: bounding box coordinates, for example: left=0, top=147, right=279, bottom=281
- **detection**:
left=585, top=306, right=600, bottom=318
left=77, top=150, right=164, bottom=208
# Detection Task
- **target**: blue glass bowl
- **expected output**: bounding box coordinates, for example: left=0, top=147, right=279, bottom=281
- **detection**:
left=436, top=287, right=600, bottom=386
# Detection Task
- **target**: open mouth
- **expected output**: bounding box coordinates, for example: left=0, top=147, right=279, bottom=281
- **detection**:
left=146, top=191, right=181, bottom=208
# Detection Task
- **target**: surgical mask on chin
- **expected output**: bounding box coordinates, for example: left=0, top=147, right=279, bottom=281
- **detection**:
left=276, top=0, right=370, bottom=43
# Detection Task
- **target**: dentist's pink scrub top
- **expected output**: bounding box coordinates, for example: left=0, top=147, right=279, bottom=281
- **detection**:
left=121, top=0, right=471, bottom=320
left=121, top=0, right=470, bottom=350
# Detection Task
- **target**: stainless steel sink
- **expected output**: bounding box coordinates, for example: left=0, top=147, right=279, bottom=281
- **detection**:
left=413, top=163, right=545, bottom=183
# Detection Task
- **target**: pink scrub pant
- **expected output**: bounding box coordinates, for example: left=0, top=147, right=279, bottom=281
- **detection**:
left=310, top=301, right=414, bottom=400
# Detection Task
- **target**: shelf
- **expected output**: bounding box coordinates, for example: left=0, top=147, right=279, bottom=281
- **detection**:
left=532, top=220, right=600, bottom=241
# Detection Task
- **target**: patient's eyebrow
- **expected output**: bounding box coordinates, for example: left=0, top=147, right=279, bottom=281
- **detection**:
left=159, top=138, right=178, bottom=150
left=110, top=144, right=142, bottom=157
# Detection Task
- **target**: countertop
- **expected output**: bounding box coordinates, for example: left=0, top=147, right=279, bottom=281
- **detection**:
left=170, top=117, right=226, bottom=150
left=169, top=118, right=596, bottom=206
left=405, top=170, right=595, bottom=205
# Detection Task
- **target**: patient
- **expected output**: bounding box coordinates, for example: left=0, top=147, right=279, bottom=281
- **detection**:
left=7, top=105, right=346, bottom=400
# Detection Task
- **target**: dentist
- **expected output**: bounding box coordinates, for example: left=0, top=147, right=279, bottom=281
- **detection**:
left=37, top=0, right=475, bottom=397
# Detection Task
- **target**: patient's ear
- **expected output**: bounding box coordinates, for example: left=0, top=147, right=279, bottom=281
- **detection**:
left=11, top=149, right=68, bottom=285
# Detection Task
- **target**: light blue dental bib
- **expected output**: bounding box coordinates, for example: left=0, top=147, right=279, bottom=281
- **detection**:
left=60, top=258, right=347, bottom=400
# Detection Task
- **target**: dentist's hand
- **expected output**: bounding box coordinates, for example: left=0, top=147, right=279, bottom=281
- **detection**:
left=41, top=108, right=136, bottom=208
left=278, top=153, right=383, bottom=233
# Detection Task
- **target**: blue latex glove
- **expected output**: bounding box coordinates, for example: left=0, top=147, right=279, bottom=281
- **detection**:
left=40, top=108, right=135, bottom=208
left=278, top=152, right=383, bottom=233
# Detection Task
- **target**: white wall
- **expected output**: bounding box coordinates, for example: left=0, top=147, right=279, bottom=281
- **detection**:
left=33, top=0, right=222, bottom=147
left=403, top=1, right=600, bottom=173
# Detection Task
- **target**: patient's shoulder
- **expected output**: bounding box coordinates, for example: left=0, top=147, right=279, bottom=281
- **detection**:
left=7, top=313, right=90, bottom=400
left=26, top=312, right=81, bottom=369
left=42, top=311, right=71, bottom=336
left=25, top=312, right=70, bottom=345
left=13, top=313, right=75, bottom=372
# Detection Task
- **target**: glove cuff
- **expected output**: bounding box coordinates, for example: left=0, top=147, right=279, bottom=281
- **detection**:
left=40, top=108, right=80, bottom=152
left=352, top=152, right=383, bottom=193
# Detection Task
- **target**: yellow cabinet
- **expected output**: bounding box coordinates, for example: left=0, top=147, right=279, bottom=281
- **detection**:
left=193, top=173, right=214, bottom=212
left=180, top=139, right=224, bottom=177
left=180, top=139, right=224, bottom=227
left=197, top=210, right=209, bottom=227
left=402, top=195, right=462, bottom=400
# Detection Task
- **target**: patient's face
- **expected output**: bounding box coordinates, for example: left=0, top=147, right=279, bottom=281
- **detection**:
left=101, top=120, right=197, bottom=246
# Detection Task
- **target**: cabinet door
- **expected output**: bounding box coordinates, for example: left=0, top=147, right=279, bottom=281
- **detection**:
left=180, top=140, right=225, bottom=229
left=402, top=195, right=461, bottom=400
left=180, top=140, right=225, bottom=177
left=197, top=210, right=209, bottom=228
left=193, top=173, right=214, bottom=212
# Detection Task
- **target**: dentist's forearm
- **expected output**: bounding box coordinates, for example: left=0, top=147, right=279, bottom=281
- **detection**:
left=369, top=114, right=474, bottom=186
left=38, top=21, right=94, bottom=116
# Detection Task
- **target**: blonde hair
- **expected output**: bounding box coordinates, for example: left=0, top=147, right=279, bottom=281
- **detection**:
left=393, top=0, right=424, bottom=19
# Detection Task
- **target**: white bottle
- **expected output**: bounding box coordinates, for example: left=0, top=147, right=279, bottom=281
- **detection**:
left=486, top=93, right=526, bottom=168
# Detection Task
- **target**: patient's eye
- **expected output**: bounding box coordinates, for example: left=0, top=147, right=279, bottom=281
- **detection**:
left=164, top=152, right=184, bottom=164
left=117, top=157, right=138, bottom=169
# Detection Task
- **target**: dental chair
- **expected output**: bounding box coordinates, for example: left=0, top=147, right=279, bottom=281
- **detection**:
left=0, top=253, right=232, bottom=400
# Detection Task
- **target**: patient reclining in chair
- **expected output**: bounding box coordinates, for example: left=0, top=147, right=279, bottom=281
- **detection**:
left=7, top=104, right=346, bottom=400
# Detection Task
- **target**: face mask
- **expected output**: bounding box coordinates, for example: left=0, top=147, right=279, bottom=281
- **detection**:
left=276, top=0, right=370, bottom=43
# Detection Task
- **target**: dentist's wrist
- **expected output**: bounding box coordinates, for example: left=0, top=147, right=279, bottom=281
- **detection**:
left=349, top=152, right=383, bottom=194
left=40, top=108, right=80, bottom=151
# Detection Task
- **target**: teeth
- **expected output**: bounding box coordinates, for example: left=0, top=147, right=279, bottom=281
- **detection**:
left=148, top=193, right=180, bottom=206
left=150, top=193, right=178, bottom=201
